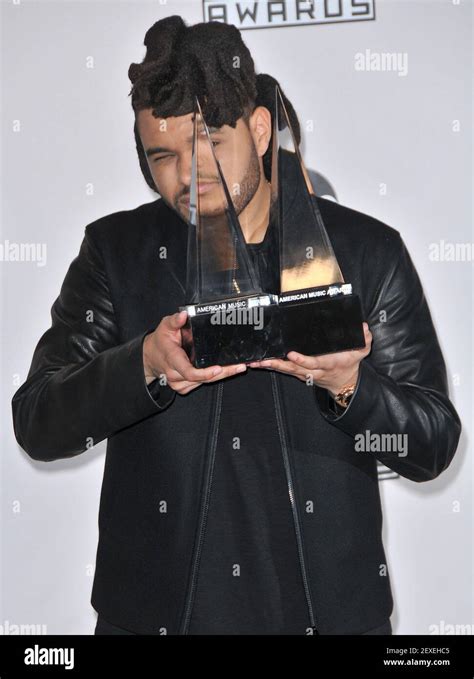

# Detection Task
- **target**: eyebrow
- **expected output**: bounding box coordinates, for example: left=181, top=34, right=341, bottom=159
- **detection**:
left=145, top=126, right=222, bottom=157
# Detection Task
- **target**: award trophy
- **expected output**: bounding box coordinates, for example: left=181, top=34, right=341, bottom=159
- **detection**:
left=271, top=85, right=366, bottom=356
left=179, top=97, right=283, bottom=368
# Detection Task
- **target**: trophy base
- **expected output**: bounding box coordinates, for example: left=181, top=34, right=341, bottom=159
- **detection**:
left=179, top=284, right=365, bottom=368
left=179, top=294, right=283, bottom=368
left=279, top=285, right=366, bottom=356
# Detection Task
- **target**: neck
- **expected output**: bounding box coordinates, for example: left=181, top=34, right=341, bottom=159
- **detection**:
left=238, top=176, right=272, bottom=244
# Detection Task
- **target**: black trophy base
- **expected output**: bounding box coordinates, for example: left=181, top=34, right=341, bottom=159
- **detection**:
left=179, top=295, right=284, bottom=368
left=279, top=288, right=366, bottom=357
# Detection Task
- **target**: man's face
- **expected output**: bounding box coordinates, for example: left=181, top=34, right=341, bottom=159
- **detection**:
left=137, top=109, right=262, bottom=221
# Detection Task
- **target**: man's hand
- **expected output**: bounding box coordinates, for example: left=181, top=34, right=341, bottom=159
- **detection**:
left=247, top=322, right=373, bottom=397
left=143, top=310, right=247, bottom=395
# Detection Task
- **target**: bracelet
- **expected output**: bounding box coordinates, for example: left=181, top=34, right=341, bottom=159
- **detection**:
left=333, top=382, right=357, bottom=408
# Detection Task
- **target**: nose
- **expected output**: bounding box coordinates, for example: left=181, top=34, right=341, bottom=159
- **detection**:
left=177, top=139, right=218, bottom=194
left=177, top=147, right=193, bottom=190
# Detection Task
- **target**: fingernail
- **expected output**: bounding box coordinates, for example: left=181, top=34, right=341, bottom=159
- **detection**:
left=236, top=365, right=246, bottom=372
left=213, top=367, right=222, bottom=375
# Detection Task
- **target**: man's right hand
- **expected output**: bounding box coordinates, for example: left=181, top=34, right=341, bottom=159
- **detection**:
left=143, top=310, right=247, bottom=395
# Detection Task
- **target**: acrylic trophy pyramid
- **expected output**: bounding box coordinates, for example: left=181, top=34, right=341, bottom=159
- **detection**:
left=179, top=96, right=281, bottom=368
left=270, top=84, right=366, bottom=357
left=179, top=92, right=365, bottom=368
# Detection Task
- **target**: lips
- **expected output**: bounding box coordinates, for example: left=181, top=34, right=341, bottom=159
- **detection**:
left=181, top=183, right=217, bottom=203
left=197, top=182, right=216, bottom=194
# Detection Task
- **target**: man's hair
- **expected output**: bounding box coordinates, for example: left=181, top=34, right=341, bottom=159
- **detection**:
left=128, top=15, right=301, bottom=192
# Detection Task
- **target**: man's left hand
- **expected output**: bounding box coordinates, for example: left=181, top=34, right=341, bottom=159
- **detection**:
left=247, top=322, right=373, bottom=398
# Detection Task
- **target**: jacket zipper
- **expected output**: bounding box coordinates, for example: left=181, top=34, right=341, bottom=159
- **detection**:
left=178, top=372, right=319, bottom=635
left=270, top=371, right=320, bottom=635
left=178, top=380, right=224, bottom=635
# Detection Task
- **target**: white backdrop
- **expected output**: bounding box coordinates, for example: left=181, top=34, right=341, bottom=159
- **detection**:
left=1, top=0, right=472, bottom=635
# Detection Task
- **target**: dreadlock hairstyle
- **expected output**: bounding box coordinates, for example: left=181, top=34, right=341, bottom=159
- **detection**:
left=127, top=15, right=301, bottom=192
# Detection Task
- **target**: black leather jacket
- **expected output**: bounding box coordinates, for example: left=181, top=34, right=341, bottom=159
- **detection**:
left=11, top=196, right=462, bottom=635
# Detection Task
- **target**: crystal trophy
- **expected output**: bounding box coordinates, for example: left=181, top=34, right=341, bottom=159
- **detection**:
left=179, top=97, right=282, bottom=368
left=271, top=85, right=366, bottom=356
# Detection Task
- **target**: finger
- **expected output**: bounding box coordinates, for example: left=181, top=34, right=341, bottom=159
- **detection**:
left=249, top=358, right=313, bottom=379
left=288, top=341, right=368, bottom=370
left=170, top=349, right=247, bottom=383
left=286, top=351, right=322, bottom=370
left=201, top=363, right=248, bottom=382
left=174, top=380, right=200, bottom=395
left=168, top=348, right=226, bottom=382
left=167, top=310, right=188, bottom=330
left=174, top=360, right=246, bottom=392
left=248, top=358, right=281, bottom=369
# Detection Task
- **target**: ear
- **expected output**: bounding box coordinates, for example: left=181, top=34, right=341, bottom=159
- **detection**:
left=248, top=106, right=272, bottom=158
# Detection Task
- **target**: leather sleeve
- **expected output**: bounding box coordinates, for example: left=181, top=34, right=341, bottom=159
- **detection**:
left=314, top=232, right=462, bottom=482
left=11, top=226, right=176, bottom=462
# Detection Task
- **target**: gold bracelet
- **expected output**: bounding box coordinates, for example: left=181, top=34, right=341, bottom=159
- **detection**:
left=334, top=382, right=357, bottom=408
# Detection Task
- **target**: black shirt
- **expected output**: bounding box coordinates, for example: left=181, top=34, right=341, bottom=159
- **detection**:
left=187, top=222, right=311, bottom=635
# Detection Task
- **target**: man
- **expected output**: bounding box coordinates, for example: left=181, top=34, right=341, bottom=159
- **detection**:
left=11, top=16, right=461, bottom=636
